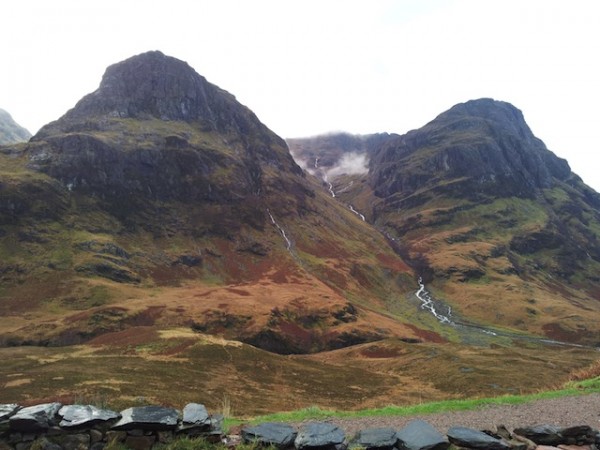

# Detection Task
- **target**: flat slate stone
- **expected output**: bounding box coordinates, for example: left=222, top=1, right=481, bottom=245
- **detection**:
left=397, top=420, right=449, bottom=450
left=514, top=425, right=563, bottom=446
left=58, top=405, right=121, bottom=428
left=447, top=426, right=510, bottom=450
left=112, top=406, right=179, bottom=431
left=0, top=404, right=21, bottom=421
left=295, top=422, right=346, bottom=450
left=181, top=403, right=210, bottom=427
left=9, top=403, right=62, bottom=433
left=242, top=422, right=297, bottom=448
left=351, top=427, right=397, bottom=449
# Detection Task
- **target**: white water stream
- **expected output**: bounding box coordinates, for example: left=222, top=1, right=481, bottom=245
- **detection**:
left=349, top=205, right=366, bottom=221
left=415, top=277, right=453, bottom=324
left=267, top=209, right=292, bottom=252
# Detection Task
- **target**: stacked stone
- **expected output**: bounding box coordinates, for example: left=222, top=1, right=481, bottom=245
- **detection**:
left=239, top=420, right=600, bottom=450
left=2, top=401, right=600, bottom=450
left=0, top=403, right=222, bottom=450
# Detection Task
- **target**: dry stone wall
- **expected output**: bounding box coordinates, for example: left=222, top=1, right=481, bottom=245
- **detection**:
left=1, top=402, right=599, bottom=450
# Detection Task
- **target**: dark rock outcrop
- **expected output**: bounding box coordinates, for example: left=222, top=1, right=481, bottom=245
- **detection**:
left=369, top=99, right=572, bottom=200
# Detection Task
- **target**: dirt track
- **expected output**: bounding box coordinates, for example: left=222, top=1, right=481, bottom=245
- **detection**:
left=315, top=393, right=600, bottom=436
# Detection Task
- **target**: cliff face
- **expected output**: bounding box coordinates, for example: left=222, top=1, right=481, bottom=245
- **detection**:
left=0, top=109, right=31, bottom=145
left=28, top=51, right=304, bottom=219
left=369, top=99, right=573, bottom=200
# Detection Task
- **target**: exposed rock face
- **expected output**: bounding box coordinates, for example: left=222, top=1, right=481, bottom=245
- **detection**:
left=27, top=51, right=305, bottom=220
left=369, top=99, right=572, bottom=200
left=0, top=109, right=31, bottom=145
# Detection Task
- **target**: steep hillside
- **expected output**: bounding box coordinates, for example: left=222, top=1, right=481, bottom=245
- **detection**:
left=333, top=99, right=600, bottom=345
left=0, top=108, right=31, bottom=144
left=0, top=51, right=421, bottom=355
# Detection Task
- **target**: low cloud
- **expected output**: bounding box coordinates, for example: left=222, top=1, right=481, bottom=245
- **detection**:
left=326, top=152, right=369, bottom=179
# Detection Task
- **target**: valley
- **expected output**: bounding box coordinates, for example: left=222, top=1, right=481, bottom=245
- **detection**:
left=1, top=51, right=599, bottom=415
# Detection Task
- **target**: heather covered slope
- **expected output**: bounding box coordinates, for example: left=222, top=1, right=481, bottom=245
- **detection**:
left=330, top=99, right=600, bottom=345
left=1, top=54, right=599, bottom=412
left=0, top=51, right=422, bottom=355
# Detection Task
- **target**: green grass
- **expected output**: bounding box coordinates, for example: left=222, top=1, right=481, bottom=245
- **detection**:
left=227, top=379, right=600, bottom=426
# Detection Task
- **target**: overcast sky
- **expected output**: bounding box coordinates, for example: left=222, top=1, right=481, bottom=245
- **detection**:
left=2, top=0, right=599, bottom=190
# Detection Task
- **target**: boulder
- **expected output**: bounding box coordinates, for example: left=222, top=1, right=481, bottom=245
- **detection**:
left=350, top=427, right=397, bottom=450
left=559, top=425, right=596, bottom=445
left=9, top=403, right=62, bottom=433
left=396, top=420, right=449, bottom=450
left=111, top=406, right=179, bottom=431
left=181, top=403, right=210, bottom=428
left=242, top=422, right=297, bottom=448
left=295, top=422, right=345, bottom=450
left=513, top=425, right=563, bottom=446
left=447, top=426, right=510, bottom=450
left=58, top=405, right=120, bottom=429
left=0, top=404, right=21, bottom=421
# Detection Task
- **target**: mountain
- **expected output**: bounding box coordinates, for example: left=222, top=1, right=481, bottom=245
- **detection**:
left=0, top=108, right=31, bottom=144
left=0, top=51, right=420, bottom=355
left=1, top=56, right=598, bottom=413
left=331, top=98, right=600, bottom=346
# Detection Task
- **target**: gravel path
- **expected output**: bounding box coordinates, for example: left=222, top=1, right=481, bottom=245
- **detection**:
left=310, top=393, right=600, bottom=436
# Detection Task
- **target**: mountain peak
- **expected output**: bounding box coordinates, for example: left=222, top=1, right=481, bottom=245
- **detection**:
left=370, top=98, right=572, bottom=199
left=82, top=50, right=209, bottom=121
left=35, top=51, right=266, bottom=139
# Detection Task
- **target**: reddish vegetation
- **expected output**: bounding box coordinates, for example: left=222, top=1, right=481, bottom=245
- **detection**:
left=542, top=322, right=594, bottom=344
left=87, top=326, right=159, bottom=346
left=376, top=253, right=412, bottom=273
left=404, top=323, right=447, bottom=343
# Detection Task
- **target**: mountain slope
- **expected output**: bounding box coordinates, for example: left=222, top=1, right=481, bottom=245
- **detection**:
left=0, top=108, right=31, bottom=144
left=332, top=99, right=600, bottom=345
left=0, top=51, right=421, bottom=354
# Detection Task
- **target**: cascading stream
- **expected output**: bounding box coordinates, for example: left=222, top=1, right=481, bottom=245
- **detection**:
left=267, top=209, right=292, bottom=252
left=349, top=205, right=366, bottom=221
left=415, top=277, right=453, bottom=324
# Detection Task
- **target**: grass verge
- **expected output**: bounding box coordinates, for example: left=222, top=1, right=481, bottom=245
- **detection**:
left=226, top=377, right=600, bottom=427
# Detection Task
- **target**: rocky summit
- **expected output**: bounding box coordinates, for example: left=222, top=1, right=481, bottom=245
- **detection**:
left=0, top=52, right=599, bottom=413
